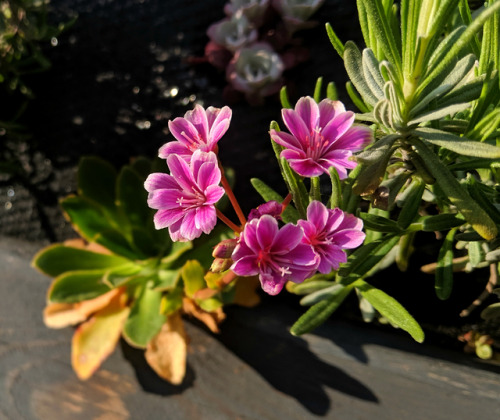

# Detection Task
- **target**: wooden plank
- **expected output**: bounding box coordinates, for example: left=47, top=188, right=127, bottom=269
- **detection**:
left=1, top=237, right=499, bottom=420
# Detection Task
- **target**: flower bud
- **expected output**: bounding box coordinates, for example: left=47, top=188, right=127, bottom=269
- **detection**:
left=212, top=238, right=238, bottom=258
left=211, top=257, right=234, bottom=273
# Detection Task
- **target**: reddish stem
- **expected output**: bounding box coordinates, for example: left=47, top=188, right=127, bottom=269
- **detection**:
left=219, top=270, right=238, bottom=287
left=281, top=193, right=293, bottom=212
left=219, top=160, right=247, bottom=226
left=217, top=208, right=242, bottom=234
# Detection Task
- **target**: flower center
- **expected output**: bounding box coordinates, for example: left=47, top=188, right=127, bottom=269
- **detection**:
left=180, top=130, right=206, bottom=151
left=304, top=127, right=330, bottom=161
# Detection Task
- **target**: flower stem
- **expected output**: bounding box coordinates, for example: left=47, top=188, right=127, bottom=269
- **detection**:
left=218, top=161, right=247, bottom=226
left=217, top=208, right=242, bottom=234
left=281, top=193, right=293, bottom=212
left=219, top=270, right=238, bottom=287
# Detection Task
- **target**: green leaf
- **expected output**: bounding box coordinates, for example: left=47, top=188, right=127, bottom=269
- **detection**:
left=359, top=212, right=404, bottom=233
left=410, top=137, right=498, bottom=240
left=103, top=264, right=144, bottom=288
left=362, top=48, right=385, bottom=100
left=435, top=228, right=456, bottom=300
left=329, top=167, right=342, bottom=209
left=397, top=177, right=425, bottom=229
left=416, top=214, right=465, bottom=232
left=280, top=86, right=292, bottom=109
left=154, top=268, right=181, bottom=291
left=94, top=229, right=140, bottom=260
left=290, top=285, right=352, bottom=335
left=48, top=270, right=111, bottom=304
left=466, top=176, right=500, bottom=225
left=325, top=22, right=345, bottom=57
left=160, top=283, right=184, bottom=315
left=123, top=285, right=166, bottom=348
left=300, top=284, right=345, bottom=306
left=117, top=166, right=150, bottom=227
left=339, top=235, right=400, bottom=281
left=354, top=279, right=425, bottom=342
left=361, top=0, right=402, bottom=79
left=414, top=127, right=500, bottom=159
left=78, top=157, right=117, bottom=212
left=313, top=77, right=323, bottom=102
left=326, top=82, right=338, bottom=100
left=346, top=81, right=371, bottom=113
left=418, top=1, right=500, bottom=97
left=61, top=195, right=112, bottom=242
left=287, top=279, right=335, bottom=296
left=250, top=177, right=300, bottom=223
left=32, top=244, right=130, bottom=277
left=181, top=260, right=206, bottom=298
left=344, top=42, right=379, bottom=107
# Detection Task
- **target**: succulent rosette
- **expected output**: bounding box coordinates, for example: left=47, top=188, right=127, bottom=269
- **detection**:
left=207, top=11, right=258, bottom=53
left=224, top=0, right=270, bottom=26
left=270, top=96, right=373, bottom=178
left=226, top=42, right=284, bottom=104
left=272, top=0, right=324, bottom=33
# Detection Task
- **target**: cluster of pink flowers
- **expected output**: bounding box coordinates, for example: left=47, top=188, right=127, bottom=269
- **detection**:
left=204, top=0, right=324, bottom=104
left=145, top=96, right=370, bottom=295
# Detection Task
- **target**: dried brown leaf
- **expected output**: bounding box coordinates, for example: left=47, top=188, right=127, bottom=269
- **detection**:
left=182, top=297, right=225, bottom=333
left=44, top=288, right=125, bottom=329
left=145, top=312, right=188, bottom=385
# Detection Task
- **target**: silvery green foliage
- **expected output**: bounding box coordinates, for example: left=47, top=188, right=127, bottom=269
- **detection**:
left=289, top=0, right=500, bottom=338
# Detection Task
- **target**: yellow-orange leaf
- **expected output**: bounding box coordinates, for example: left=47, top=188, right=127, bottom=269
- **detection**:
left=71, top=293, right=130, bottom=380
left=233, top=276, right=261, bottom=308
left=145, top=312, right=188, bottom=385
left=182, top=297, right=225, bottom=333
left=44, top=288, right=124, bottom=329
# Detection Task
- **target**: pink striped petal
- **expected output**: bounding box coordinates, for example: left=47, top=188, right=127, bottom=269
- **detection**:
left=158, top=141, right=192, bottom=161
left=282, top=108, right=310, bottom=143
left=305, top=200, right=329, bottom=231
left=184, top=104, right=209, bottom=142
left=255, top=215, right=279, bottom=249
left=195, top=205, right=217, bottom=233
left=294, top=96, right=319, bottom=132
left=321, top=112, right=355, bottom=142
left=144, top=173, right=177, bottom=192
left=166, top=154, right=197, bottom=191
left=334, top=126, right=373, bottom=151
left=231, top=255, right=259, bottom=277
left=318, top=99, right=345, bottom=127
left=270, top=130, right=303, bottom=152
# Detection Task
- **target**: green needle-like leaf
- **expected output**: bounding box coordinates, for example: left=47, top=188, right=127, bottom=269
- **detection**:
left=354, top=279, right=425, bottom=342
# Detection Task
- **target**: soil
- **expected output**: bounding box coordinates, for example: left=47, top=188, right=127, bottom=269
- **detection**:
left=0, top=0, right=497, bottom=355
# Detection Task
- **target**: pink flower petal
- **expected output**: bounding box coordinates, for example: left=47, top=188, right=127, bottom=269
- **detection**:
left=334, top=126, right=373, bottom=151
left=158, top=141, right=191, bottom=161
left=195, top=206, right=217, bottom=234
left=184, top=104, right=209, bottom=142
left=168, top=118, right=203, bottom=149
left=318, top=99, right=345, bottom=127
left=270, top=130, right=304, bottom=152
left=179, top=211, right=202, bottom=241
left=321, top=112, right=355, bottom=142
left=144, top=173, right=177, bottom=192
left=154, top=208, right=183, bottom=230
left=272, top=223, right=303, bottom=252
left=294, top=96, right=319, bottom=132
left=306, top=200, right=329, bottom=231
left=231, top=255, right=259, bottom=277
left=287, top=157, right=325, bottom=177
left=147, top=189, right=182, bottom=210
left=204, top=184, right=225, bottom=204
left=256, top=215, right=279, bottom=249
left=281, top=108, right=310, bottom=143
left=166, top=154, right=197, bottom=192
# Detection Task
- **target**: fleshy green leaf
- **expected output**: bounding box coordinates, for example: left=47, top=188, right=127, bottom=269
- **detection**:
left=32, top=244, right=130, bottom=277
left=123, top=285, right=166, bottom=348
left=325, top=22, right=345, bottom=57
left=48, top=270, right=111, bottom=304
left=117, top=166, right=150, bottom=227
left=354, top=279, right=425, bottom=342
left=78, top=156, right=117, bottom=213
left=435, top=228, right=456, bottom=300
left=410, top=137, right=498, bottom=240
left=290, top=284, right=352, bottom=336
left=344, top=42, right=379, bottom=107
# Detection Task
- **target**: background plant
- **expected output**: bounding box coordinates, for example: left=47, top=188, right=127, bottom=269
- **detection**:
left=273, top=0, right=500, bottom=341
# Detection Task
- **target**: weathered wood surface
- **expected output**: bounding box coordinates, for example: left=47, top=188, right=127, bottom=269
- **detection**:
left=1, top=236, right=500, bottom=420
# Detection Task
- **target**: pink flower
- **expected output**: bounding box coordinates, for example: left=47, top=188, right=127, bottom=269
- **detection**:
left=298, top=201, right=365, bottom=274
left=248, top=200, right=283, bottom=221
left=270, top=96, right=373, bottom=178
left=145, top=150, right=225, bottom=242
left=231, top=215, right=318, bottom=295
left=159, top=104, right=232, bottom=162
